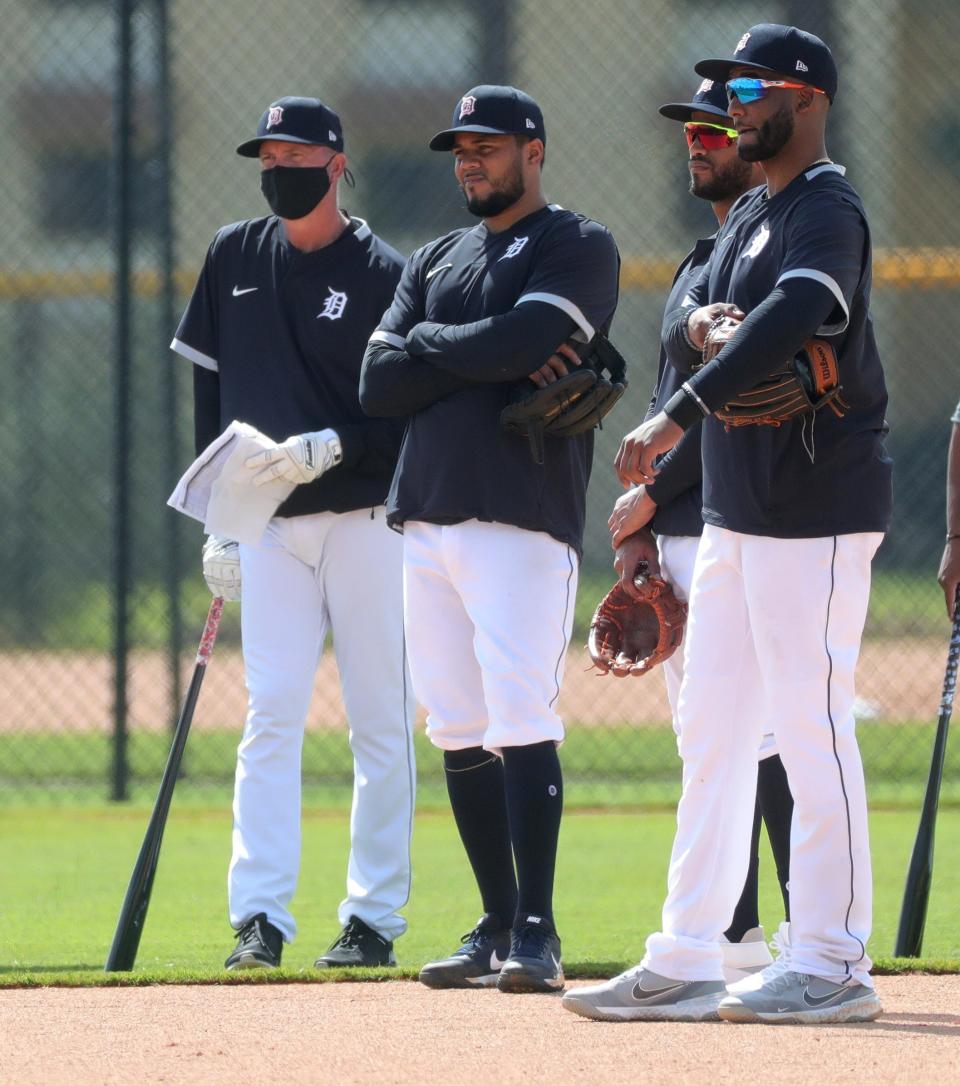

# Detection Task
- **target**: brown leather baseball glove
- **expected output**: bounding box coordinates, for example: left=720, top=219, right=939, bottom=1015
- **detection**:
left=699, top=314, right=743, bottom=368
left=714, top=338, right=850, bottom=428
left=587, top=573, right=687, bottom=677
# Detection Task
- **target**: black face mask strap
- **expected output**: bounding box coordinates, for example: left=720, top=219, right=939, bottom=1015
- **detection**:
left=342, top=166, right=356, bottom=189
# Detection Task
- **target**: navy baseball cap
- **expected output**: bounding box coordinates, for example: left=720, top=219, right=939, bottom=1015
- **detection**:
left=429, top=85, right=545, bottom=151
left=659, top=77, right=731, bottom=123
left=236, top=96, right=344, bottom=157
left=695, top=24, right=838, bottom=102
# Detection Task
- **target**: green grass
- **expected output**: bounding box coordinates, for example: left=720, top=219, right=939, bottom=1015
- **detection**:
left=2, top=568, right=948, bottom=653
left=2, top=721, right=958, bottom=809
left=1, top=806, right=957, bottom=987
left=575, top=567, right=949, bottom=640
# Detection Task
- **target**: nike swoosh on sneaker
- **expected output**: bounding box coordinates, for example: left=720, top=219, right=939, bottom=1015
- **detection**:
left=232, top=285, right=258, bottom=296
left=490, top=950, right=506, bottom=970
left=425, top=263, right=453, bottom=280
left=631, top=980, right=687, bottom=1001
left=802, top=987, right=847, bottom=1008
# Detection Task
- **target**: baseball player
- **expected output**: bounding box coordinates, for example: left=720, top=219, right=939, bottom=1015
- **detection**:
left=360, top=85, right=621, bottom=992
left=564, top=25, right=892, bottom=1024
left=607, top=77, right=793, bottom=983
left=171, top=96, right=416, bottom=971
left=937, top=398, right=960, bottom=617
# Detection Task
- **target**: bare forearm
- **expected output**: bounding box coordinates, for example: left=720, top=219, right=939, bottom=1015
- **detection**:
left=947, top=423, right=960, bottom=538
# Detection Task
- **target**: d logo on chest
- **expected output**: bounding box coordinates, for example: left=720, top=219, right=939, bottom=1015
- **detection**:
left=317, top=287, right=348, bottom=320
left=499, top=236, right=529, bottom=261
left=741, top=223, right=770, bottom=260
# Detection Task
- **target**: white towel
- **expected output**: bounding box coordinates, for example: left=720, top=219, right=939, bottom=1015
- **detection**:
left=167, top=420, right=294, bottom=544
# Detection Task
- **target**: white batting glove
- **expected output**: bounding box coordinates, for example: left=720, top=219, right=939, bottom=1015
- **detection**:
left=244, top=429, right=343, bottom=488
left=202, top=535, right=241, bottom=601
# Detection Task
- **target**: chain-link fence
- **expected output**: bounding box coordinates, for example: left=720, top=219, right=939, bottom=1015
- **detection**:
left=1, top=0, right=958, bottom=805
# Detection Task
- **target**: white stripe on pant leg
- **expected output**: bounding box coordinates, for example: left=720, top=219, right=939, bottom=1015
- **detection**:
left=743, top=531, right=881, bottom=986
left=230, top=519, right=328, bottom=942
left=403, top=522, right=490, bottom=750
left=321, top=507, right=416, bottom=941
left=443, top=520, right=576, bottom=751
left=643, top=525, right=766, bottom=981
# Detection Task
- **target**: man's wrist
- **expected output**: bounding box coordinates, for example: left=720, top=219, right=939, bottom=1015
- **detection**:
left=680, top=308, right=699, bottom=352
left=664, top=383, right=709, bottom=430
left=312, top=428, right=342, bottom=466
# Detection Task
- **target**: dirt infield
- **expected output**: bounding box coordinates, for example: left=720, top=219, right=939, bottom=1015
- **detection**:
left=1, top=976, right=957, bottom=1084
left=0, top=636, right=946, bottom=733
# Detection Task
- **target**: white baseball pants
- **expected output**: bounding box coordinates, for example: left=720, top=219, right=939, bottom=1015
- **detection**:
left=402, top=520, right=578, bottom=752
left=228, top=507, right=416, bottom=943
left=658, top=534, right=777, bottom=758
left=643, top=525, right=882, bottom=986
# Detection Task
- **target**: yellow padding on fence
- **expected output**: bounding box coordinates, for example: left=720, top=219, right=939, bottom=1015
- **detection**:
left=0, top=248, right=958, bottom=300
left=618, top=248, right=960, bottom=291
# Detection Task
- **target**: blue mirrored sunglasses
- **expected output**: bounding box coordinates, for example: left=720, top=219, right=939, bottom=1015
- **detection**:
left=726, top=77, right=826, bottom=104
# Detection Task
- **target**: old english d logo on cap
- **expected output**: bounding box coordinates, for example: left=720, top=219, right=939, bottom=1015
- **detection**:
left=267, top=106, right=284, bottom=128
left=735, top=32, right=751, bottom=52
left=459, top=95, right=477, bottom=119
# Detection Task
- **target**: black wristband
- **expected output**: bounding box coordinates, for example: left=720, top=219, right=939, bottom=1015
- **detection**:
left=664, top=383, right=709, bottom=431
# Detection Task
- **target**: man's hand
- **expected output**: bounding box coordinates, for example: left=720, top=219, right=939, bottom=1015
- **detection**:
left=614, top=412, right=684, bottom=486
left=686, top=302, right=744, bottom=351
left=202, top=535, right=241, bottom=601
left=614, top=529, right=660, bottom=601
left=609, top=486, right=657, bottom=548
left=938, top=540, right=960, bottom=619
left=245, top=429, right=342, bottom=487
left=528, top=342, right=580, bottom=389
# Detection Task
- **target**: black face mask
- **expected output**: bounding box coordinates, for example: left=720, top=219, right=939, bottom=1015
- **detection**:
left=260, top=163, right=332, bottom=219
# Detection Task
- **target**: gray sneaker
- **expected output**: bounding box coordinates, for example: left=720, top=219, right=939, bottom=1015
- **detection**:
left=719, top=969, right=883, bottom=1024
left=561, top=967, right=726, bottom=1022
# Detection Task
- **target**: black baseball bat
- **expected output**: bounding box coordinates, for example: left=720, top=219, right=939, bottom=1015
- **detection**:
left=893, top=586, right=960, bottom=957
left=105, top=597, right=224, bottom=971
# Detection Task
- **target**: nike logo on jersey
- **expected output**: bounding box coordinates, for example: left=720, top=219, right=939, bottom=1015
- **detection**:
left=425, top=262, right=453, bottom=280
left=232, top=285, right=258, bottom=296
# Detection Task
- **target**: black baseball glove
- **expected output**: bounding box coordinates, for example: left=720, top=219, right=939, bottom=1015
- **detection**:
left=500, top=334, right=628, bottom=464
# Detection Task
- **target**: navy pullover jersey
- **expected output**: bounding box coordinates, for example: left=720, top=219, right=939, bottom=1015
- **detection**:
left=172, top=215, right=406, bottom=518
left=677, top=165, right=892, bottom=538
left=366, top=204, right=620, bottom=555
left=646, top=236, right=715, bottom=538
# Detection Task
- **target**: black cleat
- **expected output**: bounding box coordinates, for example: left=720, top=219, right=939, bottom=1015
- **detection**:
left=313, top=915, right=397, bottom=968
left=224, top=912, right=283, bottom=970
left=497, top=915, right=564, bottom=993
left=419, top=913, right=512, bottom=989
